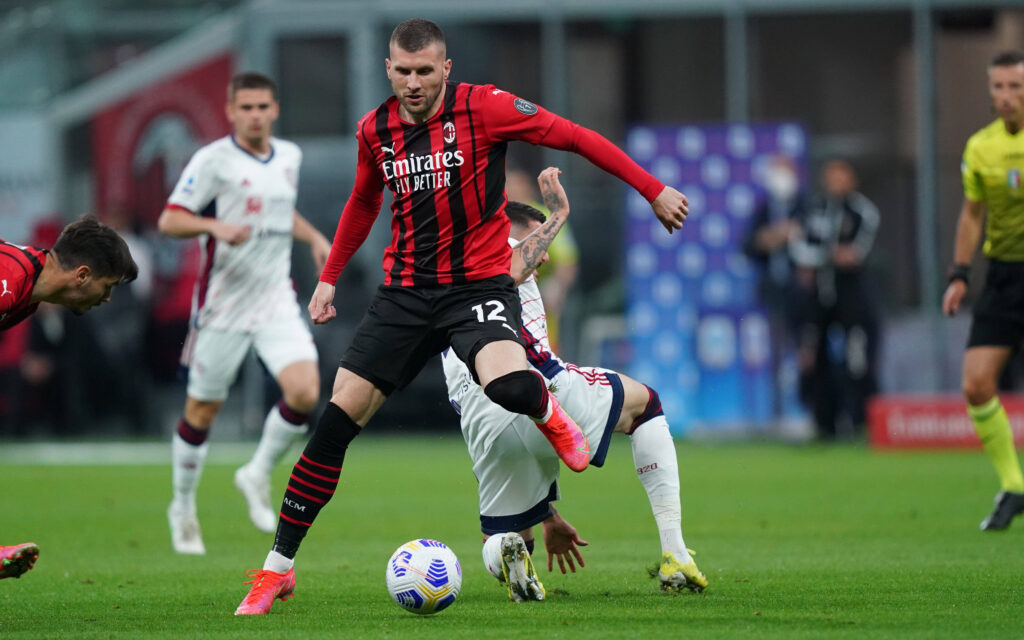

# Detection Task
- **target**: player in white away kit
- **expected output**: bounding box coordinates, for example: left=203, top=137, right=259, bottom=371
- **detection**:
left=442, top=168, right=707, bottom=601
left=157, top=73, right=331, bottom=554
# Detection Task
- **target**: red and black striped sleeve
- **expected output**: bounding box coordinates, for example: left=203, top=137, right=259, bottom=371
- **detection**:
left=319, top=117, right=386, bottom=285
left=475, top=86, right=664, bottom=203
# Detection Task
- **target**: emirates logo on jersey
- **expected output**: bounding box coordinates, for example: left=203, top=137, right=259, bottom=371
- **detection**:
left=443, top=121, right=456, bottom=144
left=383, top=149, right=466, bottom=195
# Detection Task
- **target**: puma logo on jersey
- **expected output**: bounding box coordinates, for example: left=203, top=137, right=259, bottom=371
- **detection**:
left=381, top=144, right=395, bottom=156
left=0, top=280, right=10, bottom=297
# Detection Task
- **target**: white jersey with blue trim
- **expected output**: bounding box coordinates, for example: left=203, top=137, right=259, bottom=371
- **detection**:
left=167, top=135, right=302, bottom=331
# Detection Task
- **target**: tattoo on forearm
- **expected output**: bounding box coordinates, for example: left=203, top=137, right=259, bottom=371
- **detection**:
left=515, top=180, right=569, bottom=275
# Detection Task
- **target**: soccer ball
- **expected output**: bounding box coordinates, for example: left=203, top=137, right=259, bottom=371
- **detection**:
left=385, top=539, right=462, bottom=615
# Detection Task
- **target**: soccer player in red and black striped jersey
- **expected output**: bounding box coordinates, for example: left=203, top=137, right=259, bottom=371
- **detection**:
left=0, top=215, right=136, bottom=580
left=235, top=18, right=689, bottom=615
left=0, top=216, right=137, bottom=332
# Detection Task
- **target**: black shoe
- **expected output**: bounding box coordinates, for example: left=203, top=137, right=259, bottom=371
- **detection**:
left=979, top=491, right=1024, bottom=531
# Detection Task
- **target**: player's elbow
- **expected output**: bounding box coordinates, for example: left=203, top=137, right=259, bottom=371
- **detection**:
left=156, top=209, right=176, bottom=235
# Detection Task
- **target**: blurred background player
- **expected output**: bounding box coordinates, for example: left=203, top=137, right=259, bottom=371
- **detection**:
left=505, top=167, right=579, bottom=355
left=157, top=72, right=331, bottom=554
left=445, top=168, right=707, bottom=601
left=1, top=215, right=139, bottom=577
left=744, top=155, right=801, bottom=424
left=789, top=158, right=880, bottom=440
left=942, top=51, right=1024, bottom=531
left=235, top=18, right=690, bottom=615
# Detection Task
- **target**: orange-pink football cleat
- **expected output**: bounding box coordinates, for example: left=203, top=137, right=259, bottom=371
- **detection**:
left=534, top=395, right=590, bottom=472
left=234, top=568, right=296, bottom=615
left=0, top=542, right=39, bottom=579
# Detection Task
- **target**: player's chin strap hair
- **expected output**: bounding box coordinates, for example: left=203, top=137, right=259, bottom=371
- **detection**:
left=628, top=385, right=664, bottom=434
left=484, top=370, right=549, bottom=418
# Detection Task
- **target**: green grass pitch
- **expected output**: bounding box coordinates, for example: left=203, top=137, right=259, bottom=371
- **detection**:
left=2, top=436, right=1023, bottom=639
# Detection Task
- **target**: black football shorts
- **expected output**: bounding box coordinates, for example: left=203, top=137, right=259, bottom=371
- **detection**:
left=968, top=260, right=1024, bottom=348
left=340, top=274, right=523, bottom=395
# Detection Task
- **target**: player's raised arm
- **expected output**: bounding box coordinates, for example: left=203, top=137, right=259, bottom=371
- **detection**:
left=509, top=167, right=572, bottom=285
left=478, top=88, right=688, bottom=233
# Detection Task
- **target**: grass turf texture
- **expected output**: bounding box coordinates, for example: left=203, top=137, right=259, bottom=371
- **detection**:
left=2, top=437, right=1023, bottom=639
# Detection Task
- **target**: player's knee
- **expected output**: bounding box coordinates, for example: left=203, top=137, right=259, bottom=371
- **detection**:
left=484, top=370, right=547, bottom=417
left=184, top=399, right=221, bottom=430
left=627, top=385, right=664, bottom=434
left=963, top=377, right=996, bottom=407
left=283, top=387, right=318, bottom=414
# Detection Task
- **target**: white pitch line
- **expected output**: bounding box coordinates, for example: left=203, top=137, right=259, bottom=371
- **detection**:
left=0, top=441, right=279, bottom=466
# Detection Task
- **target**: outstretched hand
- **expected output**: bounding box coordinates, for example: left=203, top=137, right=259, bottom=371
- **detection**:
left=542, top=512, right=589, bottom=574
left=651, top=186, right=689, bottom=233
left=308, top=281, right=337, bottom=324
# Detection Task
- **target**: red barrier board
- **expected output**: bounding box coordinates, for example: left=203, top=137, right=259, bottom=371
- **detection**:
left=868, top=394, right=1024, bottom=449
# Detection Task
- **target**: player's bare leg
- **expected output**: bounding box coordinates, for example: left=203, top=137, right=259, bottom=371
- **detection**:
left=235, top=360, right=318, bottom=534
left=476, top=340, right=590, bottom=472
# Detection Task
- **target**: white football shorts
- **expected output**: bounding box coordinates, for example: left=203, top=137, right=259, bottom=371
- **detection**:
left=182, top=311, right=318, bottom=402
left=465, top=364, right=623, bottom=534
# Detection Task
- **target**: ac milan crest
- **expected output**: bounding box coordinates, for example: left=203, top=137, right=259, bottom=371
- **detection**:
left=443, top=121, right=456, bottom=144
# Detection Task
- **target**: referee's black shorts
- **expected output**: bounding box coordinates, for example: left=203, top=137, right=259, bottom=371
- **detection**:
left=968, top=259, right=1024, bottom=348
left=340, top=274, right=523, bottom=395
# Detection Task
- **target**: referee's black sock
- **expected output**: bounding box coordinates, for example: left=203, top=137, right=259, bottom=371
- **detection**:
left=272, top=403, right=361, bottom=559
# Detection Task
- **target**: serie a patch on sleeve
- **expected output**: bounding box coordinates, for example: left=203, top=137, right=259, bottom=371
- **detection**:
left=514, top=98, right=538, bottom=116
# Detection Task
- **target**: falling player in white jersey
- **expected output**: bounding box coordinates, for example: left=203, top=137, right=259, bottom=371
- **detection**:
left=157, top=72, right=331, bottom=554
left=442, top=167, right=708, bottom=601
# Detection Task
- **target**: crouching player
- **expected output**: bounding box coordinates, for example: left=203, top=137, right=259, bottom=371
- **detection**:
left=442, top=167, right=707, bottom=601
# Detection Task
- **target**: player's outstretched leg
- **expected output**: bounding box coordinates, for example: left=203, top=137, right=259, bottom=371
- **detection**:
left=628, top=384, right=708, bottom=592
left=493, top=533, right=545, bottom=602
left=484, top=370, right=590, bottom=472
left=235, top=400, right=308, bottom=534
left=980, top=490, right=1024, bottom=531
left=658, top=549, right=708, bottom=593
left=234, top=569, right=296, bottom=615
left=0, top=542, right=39, bottom=579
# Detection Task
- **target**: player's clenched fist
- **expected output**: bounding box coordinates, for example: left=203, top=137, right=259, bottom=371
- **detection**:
left=309, top=281, right=338, bottom=324
left=651, top=186, right=689, bottom=234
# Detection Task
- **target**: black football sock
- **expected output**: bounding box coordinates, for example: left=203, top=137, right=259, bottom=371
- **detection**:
left=272, top=403, right=361, bottom=559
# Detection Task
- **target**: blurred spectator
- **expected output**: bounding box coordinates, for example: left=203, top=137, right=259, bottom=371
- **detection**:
left=744, top=156, right=801, bottom=418
left=789, top=159, right=880, bottom=440
left=85, top=205, right=155, bottom=431
left=505, top=168, right=579, bottom=355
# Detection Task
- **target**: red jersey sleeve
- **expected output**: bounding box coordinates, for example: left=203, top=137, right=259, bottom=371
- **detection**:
left=319, top=129, right=385, bottom=285
left=475, top=86, right=665, bottom=203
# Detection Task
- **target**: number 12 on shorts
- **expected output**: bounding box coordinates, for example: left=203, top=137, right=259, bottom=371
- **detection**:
left=471, top=300, right=518, bottom=337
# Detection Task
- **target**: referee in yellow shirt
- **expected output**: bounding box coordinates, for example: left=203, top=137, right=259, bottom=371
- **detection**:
left=943, top=50, right=1024, bottom=530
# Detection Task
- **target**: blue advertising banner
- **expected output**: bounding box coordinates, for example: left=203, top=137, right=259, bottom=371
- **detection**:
left=624, top=123, right=807, bottom=436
